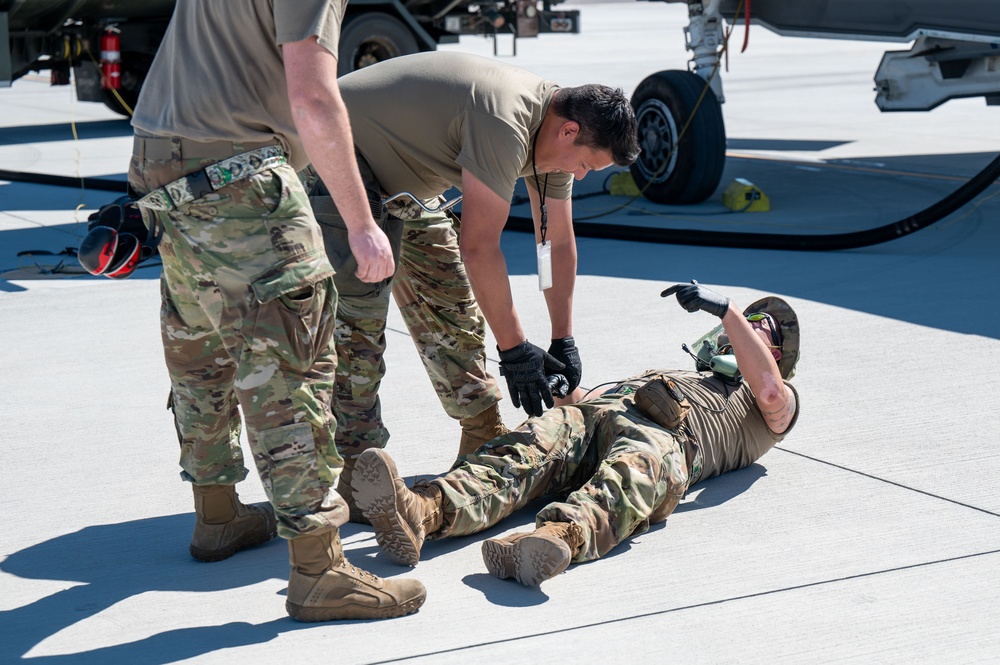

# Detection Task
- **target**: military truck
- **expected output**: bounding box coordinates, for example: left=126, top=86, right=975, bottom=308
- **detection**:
left=1, top=0, right=579, bottom=116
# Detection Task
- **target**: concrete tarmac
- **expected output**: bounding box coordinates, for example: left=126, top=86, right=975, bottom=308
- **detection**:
left=2, top=3, right=999, bottom=663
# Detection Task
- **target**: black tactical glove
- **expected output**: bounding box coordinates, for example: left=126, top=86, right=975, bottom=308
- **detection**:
left=660, top=280, right=730, bottom=318
left=547, top=336, right=582, bottom=393
left=498, top=340, right=566, bottom=417
left=547, top=374, right=570, bottom=399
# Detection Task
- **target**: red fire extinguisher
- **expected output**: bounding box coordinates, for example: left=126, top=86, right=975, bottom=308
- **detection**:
left=100, top=29, right=121, bottom=90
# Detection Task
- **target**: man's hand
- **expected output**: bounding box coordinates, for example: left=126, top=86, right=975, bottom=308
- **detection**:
left=348, top=224, right=395, bottom=282
left=498, top=340, right=566, bottom=417
left=547, top=337, right=582, bottom=392
left=661, top=280, right=730, bottom=318
left=547, top=374, right=570, bottom=399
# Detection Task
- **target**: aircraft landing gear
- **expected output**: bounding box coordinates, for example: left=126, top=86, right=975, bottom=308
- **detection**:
left=630, top=69, right=726, bottom=205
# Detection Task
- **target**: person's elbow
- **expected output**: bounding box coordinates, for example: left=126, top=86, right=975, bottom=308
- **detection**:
left=754, top=375, right=786, bottom=412
left=288, top=88, right=332, bottom=127
left=755, top=377, right=792, bottom=434
left=459, top=235, right=498, bottom=265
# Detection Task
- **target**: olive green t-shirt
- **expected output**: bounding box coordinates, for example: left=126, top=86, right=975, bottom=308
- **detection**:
left=339, top=51, right=574, bottom=202
left=131, top=0, right=346, bottom=171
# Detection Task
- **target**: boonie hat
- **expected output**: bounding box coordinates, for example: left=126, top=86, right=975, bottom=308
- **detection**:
left=688, top=295, right=800, bottom=380
left=743, top=296, right=800, bottom=379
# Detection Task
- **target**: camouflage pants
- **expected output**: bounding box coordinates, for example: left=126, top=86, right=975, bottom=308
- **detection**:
left=433, top=397, right=691, bottom=562
left=315, top=192, right=501, bottom=462
left=129, top=140, right=348, bottom=539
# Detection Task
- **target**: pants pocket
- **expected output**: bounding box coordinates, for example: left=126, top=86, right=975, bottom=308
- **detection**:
left=248, top=277, right=336, bottom=374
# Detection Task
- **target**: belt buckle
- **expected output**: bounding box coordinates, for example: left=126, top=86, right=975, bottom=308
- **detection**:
left=184, top=169, right=214, bottom=201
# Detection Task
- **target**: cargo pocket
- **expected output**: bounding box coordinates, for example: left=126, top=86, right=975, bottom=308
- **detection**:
left=260, top=422, right=317, bottom=509
left=248, top=269, right=334, bottom=373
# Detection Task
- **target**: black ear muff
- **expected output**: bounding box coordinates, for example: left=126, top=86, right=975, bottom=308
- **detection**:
left=78, top=226, right=120, bottom=275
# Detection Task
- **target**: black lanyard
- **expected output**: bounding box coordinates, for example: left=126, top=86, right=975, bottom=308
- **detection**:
left=530, top=130, right=549, bottom=245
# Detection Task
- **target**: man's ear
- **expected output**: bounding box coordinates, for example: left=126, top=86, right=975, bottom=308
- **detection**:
left=559, top=120, right=580, bottom=141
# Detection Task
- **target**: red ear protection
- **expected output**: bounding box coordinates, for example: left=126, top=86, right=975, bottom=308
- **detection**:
left=78, top=196, right=159, bottom=279
left=78, top=225, right=120, bottom=275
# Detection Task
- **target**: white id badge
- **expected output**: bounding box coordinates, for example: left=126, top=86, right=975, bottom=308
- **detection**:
left=536, top=241, right=552, bottom=291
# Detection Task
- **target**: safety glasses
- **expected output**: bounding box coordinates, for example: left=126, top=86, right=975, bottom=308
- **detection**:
left=747, top=312, right=781, bottom=349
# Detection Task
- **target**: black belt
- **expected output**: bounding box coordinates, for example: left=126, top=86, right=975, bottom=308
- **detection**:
left=136, top=145, right=286, bottom=211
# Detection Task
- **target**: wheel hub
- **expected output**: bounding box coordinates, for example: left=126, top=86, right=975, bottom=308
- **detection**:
left=635, top=98, right=679, bottom=184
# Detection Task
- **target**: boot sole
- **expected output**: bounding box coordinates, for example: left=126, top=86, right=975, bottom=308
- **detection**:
left=285, top=592, right=425, bottom=622
left=189, top=521, right=278, bottom=563
left=482, top=534, right=571, bottom=587
left=353, top=450, right=422, bottom=567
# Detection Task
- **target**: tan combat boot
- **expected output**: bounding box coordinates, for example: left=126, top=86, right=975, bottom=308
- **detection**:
left=352, top=448, right=443, bottom=567
left=335, top=454, right=370, bottom=525
left=481, top=521, right=585, bottom=587
left=286, top=530, right=426, bottom=621
left=458, top=402, right=508, bottom=457
left=189, top=484, right=277, bottom=562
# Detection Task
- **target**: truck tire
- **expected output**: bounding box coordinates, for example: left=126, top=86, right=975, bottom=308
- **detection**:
left=629, top=70, right=726, bottom=205
left=338, top=13, right=419, bottom=77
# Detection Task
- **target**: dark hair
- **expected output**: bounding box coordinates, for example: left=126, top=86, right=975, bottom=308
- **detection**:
left=551, top=84, right=640, bottom=166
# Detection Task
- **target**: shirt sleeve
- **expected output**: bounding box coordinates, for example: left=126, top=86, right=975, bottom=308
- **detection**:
left=454, top=110, right=526, bottom=201
left=274, top=0, right=346, bottom=55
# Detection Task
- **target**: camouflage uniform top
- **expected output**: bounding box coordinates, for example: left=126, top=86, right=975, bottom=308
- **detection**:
left=131, top=0, right=347, bottom=171
left=600, top=369, right=801, bottom=484
left=338, top=51, right=574, bottom=202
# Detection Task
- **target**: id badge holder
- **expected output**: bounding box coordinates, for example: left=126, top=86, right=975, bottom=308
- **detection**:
left=536, top=241, right=552, bottom=291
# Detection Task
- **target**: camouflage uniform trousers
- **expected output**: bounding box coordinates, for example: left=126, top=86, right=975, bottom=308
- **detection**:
left=315, top=191, right=501, bottom=464
left=129, top=141, right=348, bottom=540
left=431, top=395, right=692, bottom=562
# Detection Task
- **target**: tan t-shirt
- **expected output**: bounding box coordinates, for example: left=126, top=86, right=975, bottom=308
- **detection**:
left=339, top=51, right=574, bottom=202
left=131, top=0, right=346, bottom=171
left=607, top=369, right=800, bottom=483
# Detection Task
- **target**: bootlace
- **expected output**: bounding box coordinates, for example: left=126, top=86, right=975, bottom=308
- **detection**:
left=339, top=558, right=378, bottom=584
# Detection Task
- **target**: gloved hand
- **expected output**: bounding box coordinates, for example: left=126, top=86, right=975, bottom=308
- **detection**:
left=547, top=337, right=582, bottom=393
left=547, top=374, right=570, bottom=399
left=498, top=340, right=566, bottom=417
left=660, top=280, right=730, bottom=318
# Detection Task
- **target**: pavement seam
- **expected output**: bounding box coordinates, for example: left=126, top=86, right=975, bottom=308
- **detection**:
left=774, top=445, right=1000, bottom=518
left=360, top=547, right=1000, bottom=665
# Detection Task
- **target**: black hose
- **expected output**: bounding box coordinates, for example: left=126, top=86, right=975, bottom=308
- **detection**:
left=505, top=153, right=1000, bottom=251
left=4, top=152, right=999, bottom=252
left=0, top=169, right=128, bottom=193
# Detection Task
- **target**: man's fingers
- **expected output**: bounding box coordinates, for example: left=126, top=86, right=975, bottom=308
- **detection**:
left=355, top=255, right=394, bottom=282
left=355, top=265, right=379, bottom=282
left=660, top=284, right=681, bottom=298
left=528, top=388, right=544, bottom=417
left=541, top=381, right=555, bottom=409
left=509, top=387, right=522, bottom=409
left=543, top=352, right=566, bottom=371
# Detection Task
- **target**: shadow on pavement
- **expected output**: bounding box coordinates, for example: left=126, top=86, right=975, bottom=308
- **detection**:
left=0, top=119, right=133, bottom=146
left=0, top=514, right=398, bottom=662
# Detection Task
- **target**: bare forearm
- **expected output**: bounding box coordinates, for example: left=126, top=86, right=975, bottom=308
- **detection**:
left=463, top=244, right=525, bottom=350
left=543, top=237, right=575, bottom=338
left=290, top=90, right=372, bottom=231
left=537, top=195, right=576, bottom=338
left=722, top=305, right=792, bottom=432
left=283, top=36, right=393, bottom=282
